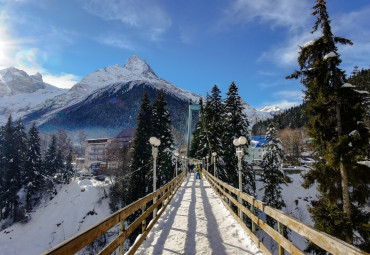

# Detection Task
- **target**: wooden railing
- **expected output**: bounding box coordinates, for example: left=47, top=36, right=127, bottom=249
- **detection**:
left=42, top=171, right=186, bottom=255
left=203, top=170, right=369, bottom=255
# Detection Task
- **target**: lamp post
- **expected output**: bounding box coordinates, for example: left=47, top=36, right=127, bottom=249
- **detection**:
left=233, top=136, right=247, bottom=220
left=212, top=152, right=217, bottom=177
left=174, top=152, right=179, bottom=177
left=149, top=137, right=161, bottom=217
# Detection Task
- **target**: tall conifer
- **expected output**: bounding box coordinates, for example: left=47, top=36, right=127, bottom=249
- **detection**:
left=287, top=0, right=370, bottom=249
left=261, top=124, right=286, bottom=226
left=152, top=90, right=174, bottom=185
left=24, top=123, right=43, bottom=211
left=128, top=93, right=153, bottom=203
left=222, top=82, right=252, bottom=193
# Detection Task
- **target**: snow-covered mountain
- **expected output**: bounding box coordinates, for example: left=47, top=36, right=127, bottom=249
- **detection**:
left=258, top=106, right=282, bottom=116
left=241, top=100, right=273, bottom=126
left=24, top=55, right=200, bottom=129
left=3, top=56, right=276, bottom=135
left=0, top=67, right=66, bottom=125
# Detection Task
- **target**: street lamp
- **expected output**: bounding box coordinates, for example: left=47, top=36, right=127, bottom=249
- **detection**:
left=174, top=152, right=179, bottom=177
left=149, top=136, right=161, bottom=217
left=212, top=152, right=217, bottom=177
left=233, top=136, right=247, bottom=219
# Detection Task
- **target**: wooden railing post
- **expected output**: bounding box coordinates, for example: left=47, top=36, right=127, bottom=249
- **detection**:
left=278, top=221, right=285, bottom=255
left=119, top=220, right=125, bottom=255
left=251, top=197, right=256, bottom=234
left=141, top=205, right=146, bottom=235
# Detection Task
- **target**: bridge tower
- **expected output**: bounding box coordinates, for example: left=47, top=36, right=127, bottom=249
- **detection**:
left=186, top=103, right=200, bottom=157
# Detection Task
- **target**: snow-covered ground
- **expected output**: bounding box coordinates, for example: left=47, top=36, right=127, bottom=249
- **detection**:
left=0, top=179, right=111, bottom=255
left=136, top=173, right=262, bottom=255
left=255, top=171, right=319, bottom=253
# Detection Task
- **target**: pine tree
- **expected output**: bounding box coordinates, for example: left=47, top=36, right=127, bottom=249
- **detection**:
left=1, top=116, right=23, bottom=221
left=44, top=135, right=58, bottom=177
left=261, top=123, right=286, bottom=226
left=62, top=150, right=74, bottom=184
left=222, top=82, right=254, bottom=194
left=152, top=90, right=174, bottom=185
left=24, top=123, right=44, bottom=211
left=206, top=85, right=225, bottom=159
left=287, top=0, right=370, bottom=250
left=128, top=93, right=153, bottom=204
left=55, top=148, right=64, bottom=181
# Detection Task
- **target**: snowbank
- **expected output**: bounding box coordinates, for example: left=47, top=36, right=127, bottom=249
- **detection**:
left=0, top=179, right=111, bottom=255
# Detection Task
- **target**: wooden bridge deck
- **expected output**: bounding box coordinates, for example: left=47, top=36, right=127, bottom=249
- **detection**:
left=135, top=173, right=262, bottom=255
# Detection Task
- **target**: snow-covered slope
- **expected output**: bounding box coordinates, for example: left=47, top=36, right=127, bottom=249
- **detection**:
left=27, top=55, right=200, bottom=126
left=0, top=179, right=111, bottom=255
left=258, top=105, right=282, bottom=116
left=0, top=67, right=66, bottom=125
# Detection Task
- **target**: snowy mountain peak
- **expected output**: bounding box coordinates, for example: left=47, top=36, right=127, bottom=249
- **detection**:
left=123, top=55, right=158, bottom=79
left=259, top=106, right=282, bottom=115
left=31, top=72, right=43, bottom=82
left=0, top=67, right=45, bottom=96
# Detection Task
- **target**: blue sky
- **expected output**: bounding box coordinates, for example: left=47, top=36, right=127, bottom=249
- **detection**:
left=1, top=0, right=369, bottom=109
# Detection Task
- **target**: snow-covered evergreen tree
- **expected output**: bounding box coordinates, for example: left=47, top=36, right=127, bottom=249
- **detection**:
left=44, top=135, right=58, bottom=177
left=24, top=123, right=44, bottom=211
left=1, top=116, right=23, bottom=221
left=62, top=150, right=74, bottom=184
left=55, top=148, right=64, bottom=181
left=261, top=123, right=286, bottom=226
left=128, top=92, right=153, bottom=204
left=222, top=82, right=253, bottom=194
left=152, top=90, right=175, bottom=185
left=287, top=0, right=370, bottom=250
left=205, top=85, right=225, bottom=159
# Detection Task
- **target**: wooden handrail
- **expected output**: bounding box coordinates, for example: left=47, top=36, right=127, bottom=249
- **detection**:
left=203, top=170, right=369, bottom=255
left=42, top=171, right=186, bottom=255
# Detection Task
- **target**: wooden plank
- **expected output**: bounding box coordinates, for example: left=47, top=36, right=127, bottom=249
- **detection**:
left=42, top=172, right=185, bottom=255
left=204, top=170, right=369, bottom=255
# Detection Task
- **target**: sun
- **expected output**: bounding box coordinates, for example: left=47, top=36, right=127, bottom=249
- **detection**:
left=0, top=24, right=18, bottom=69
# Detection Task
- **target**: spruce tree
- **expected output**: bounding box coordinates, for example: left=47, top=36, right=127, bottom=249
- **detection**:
left=44, top=135, right=58, bottom=177
left=261, top=123, right=286, bottom=226
left=62, top=150, right=74, bottom=184
left=152, top=90, right=174, bottom=185
left=24, top=123, right=43, bottom=211
left=1, top=116, right=22, bottom=221
left=287, top=0, right=370, bottom=250
left=195, top=85, right=226, bottom=169
left=55, top=148, right=64, bottom=181
left=222, top=82, right=253, bottom=194
left=128, top=92, right=153, bottom=204
left=206, top=85, right=225, bottom=159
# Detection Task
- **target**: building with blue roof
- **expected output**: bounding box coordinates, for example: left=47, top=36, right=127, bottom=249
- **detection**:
left=245, top=135, right=268, bottom=162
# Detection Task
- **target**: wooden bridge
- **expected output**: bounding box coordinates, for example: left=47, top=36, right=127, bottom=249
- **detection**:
left=42, top=169, right=368, bottom=255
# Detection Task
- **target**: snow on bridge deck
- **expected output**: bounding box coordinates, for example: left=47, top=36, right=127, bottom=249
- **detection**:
left=136, top=173, right=262, bottom=255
